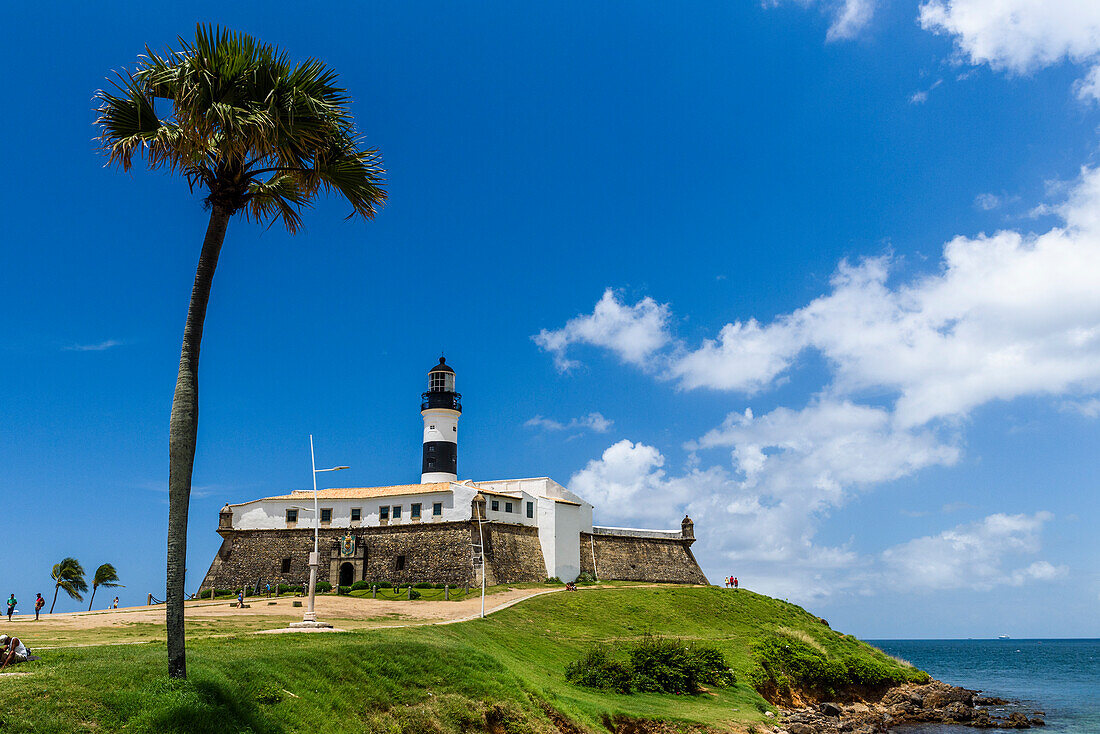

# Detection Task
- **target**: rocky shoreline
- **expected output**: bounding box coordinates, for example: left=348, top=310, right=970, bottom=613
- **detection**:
left=772, top=680, right=1047, bottom=733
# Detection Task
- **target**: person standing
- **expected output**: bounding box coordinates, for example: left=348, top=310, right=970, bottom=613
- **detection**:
left=6, top=594, right=15, bottom=622
left=733, top=577, right=738, bottom=591
left=112, top=597, right=119, bottom=609
left=34, top=593, right=44, bottom=621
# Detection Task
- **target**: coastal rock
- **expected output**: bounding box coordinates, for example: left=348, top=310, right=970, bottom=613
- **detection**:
left=818, top=703, right=842, bottom=718
left=944, top=701, right=975, bottom=721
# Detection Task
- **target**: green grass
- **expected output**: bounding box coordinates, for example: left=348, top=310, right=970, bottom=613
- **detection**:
left=0, top=586, right=925, bottom=733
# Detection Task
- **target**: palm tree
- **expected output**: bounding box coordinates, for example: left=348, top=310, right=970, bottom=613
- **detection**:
left=94, top=26, right=386, bottom=678
left=50, top=557, right=88, bottom=614
left=88, top=563, right=124, bottom=611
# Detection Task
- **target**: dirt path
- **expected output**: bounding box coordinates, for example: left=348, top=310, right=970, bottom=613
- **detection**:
left=9, top=586, right=567, bottom=648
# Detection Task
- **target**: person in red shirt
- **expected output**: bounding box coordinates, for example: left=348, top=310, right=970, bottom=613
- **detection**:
left=733, top=577, right=738, bottom=591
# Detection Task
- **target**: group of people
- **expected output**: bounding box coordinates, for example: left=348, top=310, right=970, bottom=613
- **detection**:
left=6, top=592, right=120, bottom=623
left=724, top=576, right=739, bottom=590
left=6, top=594, right=45, bottom=622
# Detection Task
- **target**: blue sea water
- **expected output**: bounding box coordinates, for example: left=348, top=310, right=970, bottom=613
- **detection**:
left=868, top=639, right=1100, bottom=734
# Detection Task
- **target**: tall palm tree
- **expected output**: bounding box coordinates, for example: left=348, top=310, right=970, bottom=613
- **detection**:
left=88, top=563, right=124, bottom=611
left=50, top=557, right=88, bottom=614
left=94, top=25, right=386, bottom=678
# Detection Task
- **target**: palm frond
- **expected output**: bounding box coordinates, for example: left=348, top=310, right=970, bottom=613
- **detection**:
left=95, top=23, right=387, bottom=230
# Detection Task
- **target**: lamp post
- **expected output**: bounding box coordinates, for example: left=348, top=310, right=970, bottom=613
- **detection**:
left=291, top=434, right=347, bottom=629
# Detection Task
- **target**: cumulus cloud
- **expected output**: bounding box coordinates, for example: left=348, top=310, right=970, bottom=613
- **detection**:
left=919, top=0, right=1100, bottom=101
left=525, top=412, right=613, bottom=434
left=573, top=438, right=1059, bottom=599
left=540, top=167, right=1100, bottom=428
left=881, top=512, right=1066, bottom=591
left=533, top=288, right=671, bottom=371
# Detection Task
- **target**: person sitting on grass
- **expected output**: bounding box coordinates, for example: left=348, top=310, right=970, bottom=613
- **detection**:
left=0, top=634, right=31, bottom=671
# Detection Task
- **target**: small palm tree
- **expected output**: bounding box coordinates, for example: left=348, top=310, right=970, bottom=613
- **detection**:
left=50, top=558, right=88, bottom=613
left=88, top=563, right=124, bottom=611
left=95, top=25, right=386, bottom=678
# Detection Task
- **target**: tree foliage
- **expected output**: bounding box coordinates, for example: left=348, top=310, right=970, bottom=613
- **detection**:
left=50, top=557, right=88, bottom=613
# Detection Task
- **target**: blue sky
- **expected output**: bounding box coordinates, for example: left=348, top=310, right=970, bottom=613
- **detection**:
left=2, top=1, right=1098, bottom=637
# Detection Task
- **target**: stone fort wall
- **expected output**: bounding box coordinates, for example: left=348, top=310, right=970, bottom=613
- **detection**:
left=200, top=522, right=706, bottom=592
left=579, top=532, right=708, bottom=584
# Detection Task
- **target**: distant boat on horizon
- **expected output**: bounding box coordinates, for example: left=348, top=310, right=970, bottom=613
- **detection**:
left=997, top=634, right=1010, bottom=640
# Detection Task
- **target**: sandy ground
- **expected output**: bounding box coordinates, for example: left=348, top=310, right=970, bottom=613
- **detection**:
left=3, top=587, right=563, bottom=645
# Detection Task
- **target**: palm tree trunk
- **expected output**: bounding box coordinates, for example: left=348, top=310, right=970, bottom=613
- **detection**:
left=88, top=585, right=98, bottom=612
left=166, top=206, right=231, bottom=679
left=50, top=583, right=59, bottom=614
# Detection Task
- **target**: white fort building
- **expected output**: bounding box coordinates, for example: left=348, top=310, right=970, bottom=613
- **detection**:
left=201, top=358, right=706, bottom=591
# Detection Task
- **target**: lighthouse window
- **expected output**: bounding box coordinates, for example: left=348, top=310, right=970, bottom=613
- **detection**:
left=526, top=501, right=534, bottom=518
left=491, top=500, right=499, bottom=512
left=411, top=503, right=421, bottom=519
left=505, top=502, right=513, bottom=513
left=393, top=505, right=402, bottom=519
left=429, top=425, right=435, bottom=430
left=285, top=509, right=298, bottom=524
left=433, top=502, right=442, bottom=516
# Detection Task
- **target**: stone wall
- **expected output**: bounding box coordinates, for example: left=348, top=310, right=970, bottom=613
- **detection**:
left=481, top=523, right=547, bottom=585
left=200, top=522, right=707, bottom=592
left=199, top=520, right=549, bottom=592
left=578, top=532, right=708, bottom=584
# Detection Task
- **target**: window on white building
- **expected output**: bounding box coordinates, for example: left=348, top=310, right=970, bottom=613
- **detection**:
left=320, top=508, right=332, bottom=523
left=351, top=508, right=361, bottom=522
left=411, top=503, right=421, bottom=519
left=491, top=500, right=499, bottom=512
left=285, top=509, right=298, bottom=524
left=505, top=502, right=513, bottom=513
left=393, top=505, right=402, bottom=519
left=380, top=506, right=389, bottom=521
left=433, top=502, right=442, bottom=516
left=526, top=501, right=533, bottom=518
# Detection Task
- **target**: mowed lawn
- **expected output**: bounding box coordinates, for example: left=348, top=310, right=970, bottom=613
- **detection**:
left=0, top=586, right=909, bottom=733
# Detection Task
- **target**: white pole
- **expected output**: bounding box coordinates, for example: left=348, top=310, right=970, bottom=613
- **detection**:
left=478, top=517, right=486, bottom=618
left=304, top=434, right=319, bottom=623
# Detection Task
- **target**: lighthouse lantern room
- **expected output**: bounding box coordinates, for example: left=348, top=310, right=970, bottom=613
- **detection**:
left=421, top=357, right=461, bottom=482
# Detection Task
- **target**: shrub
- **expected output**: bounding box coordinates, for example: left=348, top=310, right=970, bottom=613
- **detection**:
left=337, top=585, right=352, bottom=595
left=414, top=582, right=434, bottom=589
left=276, top=584, right=302, bottom=594
left=350, top=581, right=369, bottom=591
left=750, top=635, right=927, bottom=697
left=564, top=645, right=633, bottom=694
left=564, top=636, right=734, bottom=696
left=574, top=571, right=596, bottom=585
left=316, top=582, right=332, bottom=593
left=545, top=577, right=563, bottom=585
left=409, top=588, right=422, bottom=600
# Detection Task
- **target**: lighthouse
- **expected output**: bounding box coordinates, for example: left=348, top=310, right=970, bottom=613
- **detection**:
left=421, top=357, right=461, bottom=482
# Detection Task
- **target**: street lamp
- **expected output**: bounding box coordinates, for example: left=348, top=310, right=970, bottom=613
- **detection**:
left=290, top=434, right=348, bottom=629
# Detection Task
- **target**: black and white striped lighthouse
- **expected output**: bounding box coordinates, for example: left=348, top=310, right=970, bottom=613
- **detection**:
left=421, top=357, right=461, bottom=482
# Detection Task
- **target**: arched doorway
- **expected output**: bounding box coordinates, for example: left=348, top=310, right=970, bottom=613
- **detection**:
left=339, top=562, right=354, bottom=587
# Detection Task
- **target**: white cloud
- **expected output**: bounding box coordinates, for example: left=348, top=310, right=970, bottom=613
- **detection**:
left=540, top=167, right=1100, bottom=428
left=525, top=412, right=613, bottom=433
left=764, top=0, right=878, bottom=42
left=974, top=192, right=1000, bottom=210
left=919, top=0, right=1100, bottom=74
left=919, top=0, right=1100, bottom=100
left=64, top=339, right=123, bottom=352
left=909, top=79, right=943, bottom=104
left=533, top=288, right=671, bottom=371
left=827, top=0, right=876, bottom=41
left=881, top=512, right=1065, bottom=591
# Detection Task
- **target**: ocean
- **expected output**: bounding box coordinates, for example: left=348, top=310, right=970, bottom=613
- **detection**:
left=868, top=639, right=1100, bottom=734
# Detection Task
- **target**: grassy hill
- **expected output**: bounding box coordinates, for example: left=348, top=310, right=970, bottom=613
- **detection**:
left=0, top=585, right=926, bottom=733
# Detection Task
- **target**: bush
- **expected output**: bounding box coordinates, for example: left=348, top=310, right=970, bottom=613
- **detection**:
left=316, top=582, right=332, bottom=593
left=564, top=635, right=734, bottom=696
left=564, top=645, right=633, bottom=694
left=750, top=635, right=927, bottom=697
left=574, top=571, right=596, bottom=585
left=407, top=588, right=422, bottom=600
left=414, top=582, right=434, bottom=589
left=337, top=585, right=352, bottom=595
left=350, top=581, right=369, bottom=591
left=276, top=584, right=303, bottom=594
left=545, top=577, right=563, bottom=585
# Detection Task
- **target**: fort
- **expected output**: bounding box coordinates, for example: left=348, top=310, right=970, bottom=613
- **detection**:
left=200, top=358, right=706, bottom=592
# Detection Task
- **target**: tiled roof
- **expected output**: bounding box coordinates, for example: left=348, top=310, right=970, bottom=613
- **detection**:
left=256, top=483, right=453, bottom=502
